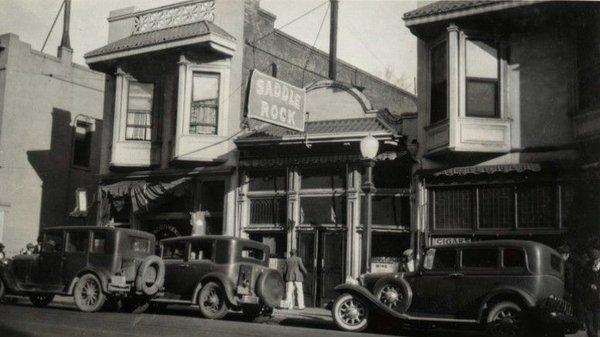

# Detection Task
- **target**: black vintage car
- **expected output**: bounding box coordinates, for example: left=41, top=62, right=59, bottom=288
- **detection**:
left=154, top=236, right=285, bottom=320
left=331, top=240, right=579, bottom=337
left=0, top=226, right=165, bottom=313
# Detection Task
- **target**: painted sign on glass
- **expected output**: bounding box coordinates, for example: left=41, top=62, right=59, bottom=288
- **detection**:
left=246, top=70, right=306, bottom=132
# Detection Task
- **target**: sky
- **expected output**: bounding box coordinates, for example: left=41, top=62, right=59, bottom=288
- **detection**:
left=0, top=0, right=418, bottom=92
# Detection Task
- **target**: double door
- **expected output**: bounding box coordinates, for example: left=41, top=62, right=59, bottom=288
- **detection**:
left=297, top=230, right=345, bottom=307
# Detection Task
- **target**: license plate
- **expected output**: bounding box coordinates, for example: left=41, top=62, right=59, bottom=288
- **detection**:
left=110, top=276, right=126, bottom=287
left=241, top=295, right=259, bottom=304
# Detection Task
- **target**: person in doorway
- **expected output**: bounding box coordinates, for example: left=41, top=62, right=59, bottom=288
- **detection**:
left=402, top=249, right=415, bottom=272
left=283, top=249, right=307, bottom=310
left=583, top=249, right=600, bottom=337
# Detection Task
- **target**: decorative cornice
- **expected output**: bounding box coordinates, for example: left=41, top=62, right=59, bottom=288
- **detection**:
left=132, top=1, right=215, bottom=35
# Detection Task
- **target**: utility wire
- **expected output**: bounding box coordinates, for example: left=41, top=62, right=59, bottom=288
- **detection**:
left=41, top=0, right=65, bottom=53
left=252, top=1, right=328, bottom=45
left=301, top=3, right=330, bottom=86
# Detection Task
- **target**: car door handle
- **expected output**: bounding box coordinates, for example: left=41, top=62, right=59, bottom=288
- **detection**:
left=178, top=263, right=190, bottom=268
left=448, top=273, right=463, bottom=278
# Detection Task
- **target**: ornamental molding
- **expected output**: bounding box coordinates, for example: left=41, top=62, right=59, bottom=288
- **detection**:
left=133, top=1, right=215, bottom=35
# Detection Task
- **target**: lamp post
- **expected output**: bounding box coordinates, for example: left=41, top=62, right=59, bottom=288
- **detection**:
left=360, top=134, right=379, bottom=274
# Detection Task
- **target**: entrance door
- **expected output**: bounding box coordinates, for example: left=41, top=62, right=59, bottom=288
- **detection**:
left=297, top=230, right=345, bottom=307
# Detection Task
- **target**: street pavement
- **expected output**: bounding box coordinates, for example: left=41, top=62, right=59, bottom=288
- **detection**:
left=0, top=296, right=589, bottom=337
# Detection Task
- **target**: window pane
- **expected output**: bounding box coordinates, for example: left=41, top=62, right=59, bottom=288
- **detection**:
left=248, top=170, right=286, bottom=191
left=368, top=195, right=409, bottom=227
left=91, top=232, right=107, bottom=254
left=43, top=232, right=63, bottom=253
left=241, top=246, right=265, bottom=261
left=163, top=242, right=186, bottom=260
left=127, top=82, right=153, bottom=141
left=503, top=248, right=525, bottom=268
left=374, top=165, right=411, bottom=189
left=466, top=79, right=498, bottom=117
left=466, top=40, right=498, bottom=79
left=462, top=249, right=499, bottom=268
left=128, top=82, right=154, bottom=110
left=517, top=185, right=556, bottom=228
left=66, top=231, right=89, bottom=253
left=249, top=197, right=286, bottom=225
left=300, top=196, right=345, bottom=225
left=479, top=185, right=514, bottom=229
left=190, top=242, right=213, bottom=261
left=301, top=167, right=345, bottom=190
left=190, top=73, right=219, bottom=135
left=430, top=41, right=448, bottom=124
left=73, top=122, right=92, bottom=167
left=432, top=249, right=456, bottom=270
left=432, top=187, right=474, bottom=230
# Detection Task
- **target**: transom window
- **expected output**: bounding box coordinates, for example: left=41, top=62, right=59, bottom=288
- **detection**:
left=126, top=82, right=154, bottom=141
left=466, top=39, right=499, bottom=117
left=190, top=72, right=220, bottom=135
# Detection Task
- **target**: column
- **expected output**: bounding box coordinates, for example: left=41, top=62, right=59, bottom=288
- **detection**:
left=447, top=23, right=460, bottom=147
left=235, top=170, right=249, bottom=238
left=287, top=167, right=300, bottom=251
left=346, top=165, right=361, bottom=281
left=112, top=67, right=127, bottom=149
left=174, top=55, right=190, bottom=156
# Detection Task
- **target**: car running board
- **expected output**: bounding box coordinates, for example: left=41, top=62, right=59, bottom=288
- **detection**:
left=151, top=298, right=193, bottom=304
left=400, top=314, right=478, bottom=324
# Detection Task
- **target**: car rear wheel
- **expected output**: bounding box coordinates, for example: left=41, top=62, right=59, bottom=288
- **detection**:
left=29, top=294, right=55, bottom=307
left=74, top=274, right=106, bottom=313
left=486, top=301, right=527, bottom=337
left=332, top=293, right=369, bottom=332
left=198, top=282, right=228, bottom=319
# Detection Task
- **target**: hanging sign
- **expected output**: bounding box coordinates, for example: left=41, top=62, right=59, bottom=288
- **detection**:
left=430, top=237, right=472, bottom=246
left=246, top=69, right=306, bottom=132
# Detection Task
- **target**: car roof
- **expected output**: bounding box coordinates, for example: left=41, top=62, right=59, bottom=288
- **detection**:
left=426, top=239, right=557, bottom=253
left=160, top=235, right=264, bottom=247
left=43, top=226, right=153, bottom=238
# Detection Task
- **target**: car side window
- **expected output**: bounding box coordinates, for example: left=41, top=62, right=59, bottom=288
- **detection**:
left=431, top=249, right=457, bottom=271
left=190, top=242, right=213, bottom=261
left=66, top=231, right=89, bottom=253
left=163, top=242, right=186, bottom=260
left=241, top=246, right=265, bottom=261
left=42, top=232, right=63, bottom=253
left=503, top=248, right=525, bottom=268
left=91, top=231, right=107, bottom=254
left=462, top=248, right=499, bottom=269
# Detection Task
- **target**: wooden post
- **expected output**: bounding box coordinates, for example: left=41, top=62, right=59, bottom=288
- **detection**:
left=329, top=0, right=338, bottom=81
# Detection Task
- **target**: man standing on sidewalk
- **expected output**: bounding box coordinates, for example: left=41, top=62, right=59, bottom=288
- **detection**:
left=283, top=249, right=307, bottom=310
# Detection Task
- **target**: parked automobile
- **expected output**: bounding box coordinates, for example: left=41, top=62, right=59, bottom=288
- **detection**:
left=154, top=235, right=284, bottom=320
left=331, top=240, right=580, bottom=337
left=0, top=226, right=165, bottom=313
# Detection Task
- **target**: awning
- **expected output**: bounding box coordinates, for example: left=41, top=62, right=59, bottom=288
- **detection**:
left=239, top=151, right=411, bottom=168
left=433, top=163, right=542, bottom=177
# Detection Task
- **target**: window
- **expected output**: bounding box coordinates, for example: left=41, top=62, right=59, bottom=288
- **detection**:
left=190, top=72, right=220, bottom=135
left=517, top=185, right=556, bottom=228
left=466, top=39, right=499, bottom=117
left=126, top=82, right=154, bottom=140
left=430, top=41, right=448, bottom=124
left=301, top=167, right=345, bottom=190
left=190, top=241, right=213, bottom=261
left=248, top=170, right=286, bottom=192
left=270, top=63, right=278, bottom=78
left=374, top=165, right=410, bottom=189
left=431, top=249, right=457, bottom=271
left=479, top=185, right=514, bottom=229
left=73, top=121, right=92, bottom=167
left=462, top=248, right=499, bottom=268
left=300, top=196, right=345, bottom=225
left=368, top=195, right=410, bottom=227
left=66, top=231, right=89, bottom=253
left=503, top=248, right=525, bottom=268
left=43, top=231, right=63, bottom=253
left=129, top=237, right=150, bottom=253
left=163, top=242, right=186, bottom=260
left=250, top=197, right=286, bottom=225
left=432, top=187, right=474, bottom=230
left=241, top=246, right=265, bottom=261
left=91, top=232, right=107, bottom=254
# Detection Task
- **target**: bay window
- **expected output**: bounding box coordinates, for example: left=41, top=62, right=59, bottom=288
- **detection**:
left=430, top=41, right=448, bottom=124
left=126, top=82, right=154, bottom=141
left=465, top=39, right=499, bottom=117
left=190, top=72, right=220, bottom=135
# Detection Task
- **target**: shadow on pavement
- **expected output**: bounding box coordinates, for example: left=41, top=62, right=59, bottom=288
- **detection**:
left=0, top=324, right=34, bottom=337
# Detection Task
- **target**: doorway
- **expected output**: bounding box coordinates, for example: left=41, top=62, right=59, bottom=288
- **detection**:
left=297, top=229, right=345, bottom=307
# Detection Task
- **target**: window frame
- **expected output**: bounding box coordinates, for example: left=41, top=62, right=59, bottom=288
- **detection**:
left=189, top=71, right=221, bottom=135
left=65, top=230, right=90, bottom=254
left=460, top=248, right=501, bottom=271
left=72, top=118, right=94, bottom=170
left=464, top=38, right=501, bottom=118
left=125, top=81, right=155, bottom=141
left=90, top=231, right=109, bottom=254
left=428, top=38, right=449, bottom=125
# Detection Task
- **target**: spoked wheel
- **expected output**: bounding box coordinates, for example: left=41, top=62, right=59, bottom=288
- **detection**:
left=376, top=284, right=403, bottom=310
left=74, top=274, right=106, bottom=312
left=332, top=293, right=369, bottom=332
left=198, top=282, right=228, bottom=319
left=29, top=294, right=55, bottom=307
left=486, top=301, right=527, bottom=337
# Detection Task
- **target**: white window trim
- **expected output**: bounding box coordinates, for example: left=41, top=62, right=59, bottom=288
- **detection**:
left=114, top=70, right=155, bottom=145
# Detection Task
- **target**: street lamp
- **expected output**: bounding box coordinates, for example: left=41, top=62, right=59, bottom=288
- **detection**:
left=360, top=134, right=379, bottom=274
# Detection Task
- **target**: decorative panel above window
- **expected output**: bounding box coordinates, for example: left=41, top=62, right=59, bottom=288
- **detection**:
left=430, top=41, right=448, bottom=124
left=190, top=72, right=219, bottom=135
left=465, top=39, right=499, bottom=118
left=126, top=82, right=154, bottom=141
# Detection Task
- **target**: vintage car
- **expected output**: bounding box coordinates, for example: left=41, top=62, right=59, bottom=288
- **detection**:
left=154, top=236, right=285, bottom=320
left=331, top=240, right=580, bottom=337
left=0, top=226, right=165, bottom=313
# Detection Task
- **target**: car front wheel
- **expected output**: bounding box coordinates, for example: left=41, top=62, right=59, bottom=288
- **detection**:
left=198, top=282, right=228, bottom=319
left=486, top=301, right=527, bottom=337
left=29, top=294, right=55, bottom=307
left=74, top=274, right=106, bottom=313
left=332, top=293, right=370, bottom=332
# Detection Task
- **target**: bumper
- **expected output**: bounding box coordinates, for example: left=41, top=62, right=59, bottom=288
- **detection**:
left=533, top=296, right=582, bottom=334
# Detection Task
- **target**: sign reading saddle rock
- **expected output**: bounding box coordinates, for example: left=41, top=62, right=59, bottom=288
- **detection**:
left=247, top=69, right=306, bottom=132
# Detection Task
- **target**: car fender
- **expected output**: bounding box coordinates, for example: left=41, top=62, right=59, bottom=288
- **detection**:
left=192, top=272, right=238, bottom=307
left=477, top=286, right=536, bottom=322
left=67, top=267, right=111, bottom=295
left=0, top=262, right=20, bottom=294
left=333, top=283, right=410, bottom=320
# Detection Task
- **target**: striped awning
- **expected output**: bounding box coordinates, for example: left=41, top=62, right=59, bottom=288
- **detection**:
left=433, top=163, right=542, bottom=177
left=239, top=151, right=410, bottom=168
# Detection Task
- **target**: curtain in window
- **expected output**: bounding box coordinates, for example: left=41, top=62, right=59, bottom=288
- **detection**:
left=190, top=73, right=219, bottom=134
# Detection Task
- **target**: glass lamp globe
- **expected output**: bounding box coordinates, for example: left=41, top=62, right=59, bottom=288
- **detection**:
left=360, top=134, right=379, bottom=159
